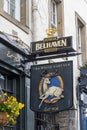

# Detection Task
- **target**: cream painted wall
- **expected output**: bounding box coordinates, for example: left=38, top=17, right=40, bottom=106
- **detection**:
left=63, top=1, right=87, bottom=129
left=64, top=0, right=87, bottom=49
left=0, top=16, right=29, bottom=45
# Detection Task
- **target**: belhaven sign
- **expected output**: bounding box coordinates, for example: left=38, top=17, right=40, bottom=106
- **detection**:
left=31, top=36, right=75, bottom=56
left=30, top=61, right=73, bottom=113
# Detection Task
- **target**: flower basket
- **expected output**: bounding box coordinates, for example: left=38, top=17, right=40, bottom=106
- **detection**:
left=0, top=87, right=24, bottom=126
left=0, top=112, right=10, bottom=126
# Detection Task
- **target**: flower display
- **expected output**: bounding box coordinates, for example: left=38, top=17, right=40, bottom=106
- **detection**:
left=0, top=91, right=24, bottom=125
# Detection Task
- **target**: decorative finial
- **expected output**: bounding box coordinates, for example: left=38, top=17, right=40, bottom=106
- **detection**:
left=46, top=28, right=57, bottom=37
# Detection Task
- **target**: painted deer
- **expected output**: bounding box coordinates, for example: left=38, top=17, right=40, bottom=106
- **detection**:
left=39, top=77, right=64, bottom=108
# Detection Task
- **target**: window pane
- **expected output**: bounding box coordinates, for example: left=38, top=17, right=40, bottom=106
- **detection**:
left=10, top=5, right=15, bottom=17
left=53, top=3, right=56, bottom=24
left=15, top=0, right=20, bottom=21
left=10, top=0, right=15, bottom=18
left=78, top=25, right=82, bottom=66
left=7, top=77, right=13, bottom=91
left=0, top=74, right=5, bottom=89
left=51, top=0, right=57, bottom=26
left=3, top=0, right=9, bottom=13
left=10, top=0, right=15, bottom=5
left=3, top=0, right=20, bottom=20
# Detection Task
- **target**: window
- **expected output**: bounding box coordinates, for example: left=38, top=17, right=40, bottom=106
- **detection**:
left=76, top=13, right=86, bottom=67
left=78, top=22, right=83, bottom=66
left=51, top=0, right=57, bottom=27
left=3, top=0, right=20, bottom=21
left=1, top=0, right=29, bottom=32
left=10, top=0, right=15, bottom=18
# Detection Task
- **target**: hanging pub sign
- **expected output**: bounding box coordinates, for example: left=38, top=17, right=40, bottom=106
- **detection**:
left=30, top=61, right=73, bottom=113
left=31, top=36, right=75, bottom=56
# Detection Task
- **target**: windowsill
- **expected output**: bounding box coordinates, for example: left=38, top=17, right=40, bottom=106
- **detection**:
left=0, top=10, right=29, bottom=34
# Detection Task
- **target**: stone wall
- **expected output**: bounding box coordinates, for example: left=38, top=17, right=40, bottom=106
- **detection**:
left=55, top=110, right=78, bottom=130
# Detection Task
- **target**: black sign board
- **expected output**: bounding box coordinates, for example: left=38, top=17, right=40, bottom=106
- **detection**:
left=31, top=36, right=75, bottom=56
left=0, top=42, right=24, bottom=69
left=30, top=61, right=73, bottom=113
left=0, top=32, right=30, bottom=71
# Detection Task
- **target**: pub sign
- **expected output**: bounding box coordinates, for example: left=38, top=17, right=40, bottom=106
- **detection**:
left=31, top=36, right=74, bottom=56
left=30, top=61, right=73, bottom=113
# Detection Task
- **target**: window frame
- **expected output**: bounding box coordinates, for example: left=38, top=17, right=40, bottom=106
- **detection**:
left=75, top=12, right=86, bottom=67
left=51, top=0, right=57, bottom=27
left=3, top=0, right=20, bottom=21
left=1, top=0, right=29, bottom=33
left=77, top=22, right=83, bottom=66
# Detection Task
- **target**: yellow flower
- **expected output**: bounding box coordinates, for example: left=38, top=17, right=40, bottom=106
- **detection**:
left=4, top=93, right=7, bottom=96
left=12, top=120, right=16, bottom=125
left=12, top=97, right=17, bottom=102
left=10, top=118, right=17, bottom=125
left=0, top=92, right=24, bottom=125
left=19, top=103, right=24, bottom=109
left=15, top=111, right=20, bottom=116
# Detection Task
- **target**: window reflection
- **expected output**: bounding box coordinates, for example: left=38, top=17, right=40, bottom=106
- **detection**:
left=0, top=73, right=5, bottom=89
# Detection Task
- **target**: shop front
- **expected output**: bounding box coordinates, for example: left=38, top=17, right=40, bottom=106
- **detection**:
left=0, top=32, right=30, bottom=130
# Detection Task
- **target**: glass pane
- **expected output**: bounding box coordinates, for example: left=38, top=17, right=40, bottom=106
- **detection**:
left=53, top=2, right=56, bottom=13
left=10, top=0, right=15, bottom=17
left=7, top=77, right=13, bottom=91
left=53, top=3, right=56, bottom=24
left=0, top=73, right=5, bottom=89
left=3, top=0, right=9, bottom=13
left=10, top=0, right=15, bottom=5
left=51, top=1, right=57, bottom=25
left=10, top=5, right=15, bottom=17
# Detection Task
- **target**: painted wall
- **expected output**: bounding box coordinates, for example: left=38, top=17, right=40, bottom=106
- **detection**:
left=0, top=16, right=29, bottom=45
left=64, top=0, right=87, bottom=49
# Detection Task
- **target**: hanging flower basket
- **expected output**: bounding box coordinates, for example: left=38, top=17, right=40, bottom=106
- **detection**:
left=0, top=87, right=24, bottom=126
left=0, top=112, right=10, bottom=126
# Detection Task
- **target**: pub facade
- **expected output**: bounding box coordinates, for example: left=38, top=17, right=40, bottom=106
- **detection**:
left=0, top=32, right=30, bottom=130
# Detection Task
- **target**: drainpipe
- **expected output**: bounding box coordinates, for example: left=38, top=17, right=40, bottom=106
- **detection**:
left=32, top=0, right=39, bottom=41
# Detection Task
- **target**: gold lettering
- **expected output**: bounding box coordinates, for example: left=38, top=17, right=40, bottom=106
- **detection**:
left=57, top=39, right=67, bottom=47
left=36, top=43, right=42, bottom=51
left=61, top=39, right=67, bottom=46
left=35, top=39, right=67, bottom=51
left=44, top=107, right=59, bottom=112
